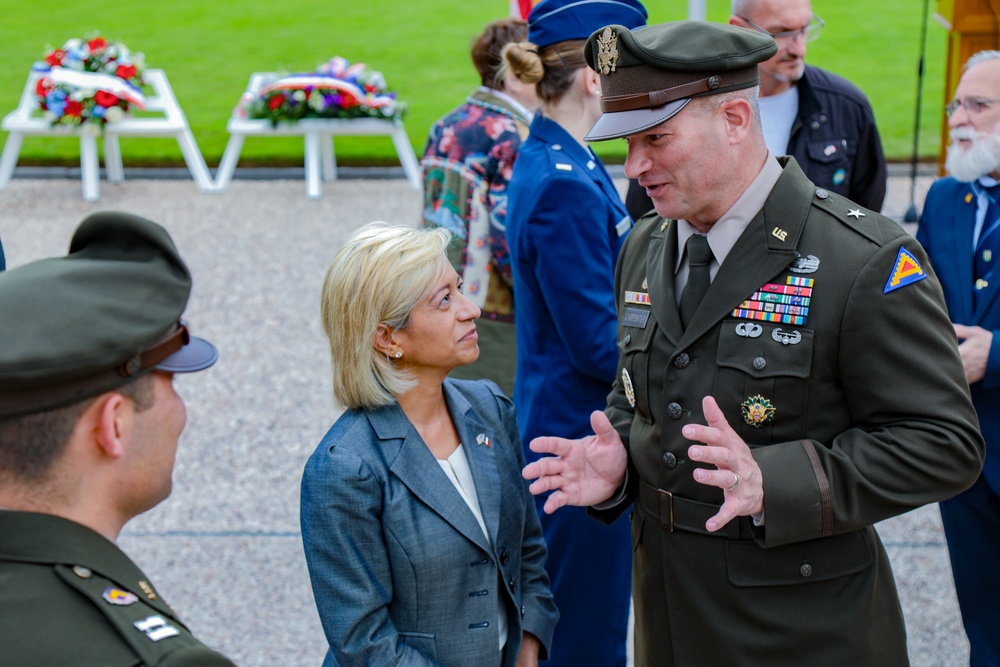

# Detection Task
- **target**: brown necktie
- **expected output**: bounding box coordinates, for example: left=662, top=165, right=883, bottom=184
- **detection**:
left=679, top=234, right=713, bottom=328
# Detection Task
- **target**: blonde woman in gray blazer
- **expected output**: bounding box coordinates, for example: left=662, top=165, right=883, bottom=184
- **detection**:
left=302, top=223, right=558, bottom=667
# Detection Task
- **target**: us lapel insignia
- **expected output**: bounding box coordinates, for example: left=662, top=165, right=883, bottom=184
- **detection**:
left=597, top=27, right=619, bottom=75
left=103, top=587, right=139, bottom=606
left=883, top=246, right=927, bottom=294
left=476, top=433, right=491, bottom=448
left=622, top=369, right=636, bottom=407
left=771, top=227, right=788, bottom=242
left=741, top=395, right=775, bottom=427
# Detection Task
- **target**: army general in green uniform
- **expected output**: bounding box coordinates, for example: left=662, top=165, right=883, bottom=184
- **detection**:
left=0, top=212, right=235, bottom=666
left=522, top=21, right=985, bottom=666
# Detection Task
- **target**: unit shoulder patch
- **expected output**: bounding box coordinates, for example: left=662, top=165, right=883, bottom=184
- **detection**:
left=884, top=246, right=927, bottom=293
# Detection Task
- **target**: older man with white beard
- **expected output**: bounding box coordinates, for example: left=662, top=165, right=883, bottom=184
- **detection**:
left=917, top=50, right=1000, bottom=667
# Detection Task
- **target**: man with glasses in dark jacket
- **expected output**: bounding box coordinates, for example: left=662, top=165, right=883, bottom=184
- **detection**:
left=625, top=0, right=887, bottom=221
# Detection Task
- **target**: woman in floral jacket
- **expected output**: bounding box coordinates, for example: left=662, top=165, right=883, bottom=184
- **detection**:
left=421, top=18, right=538, bottom=397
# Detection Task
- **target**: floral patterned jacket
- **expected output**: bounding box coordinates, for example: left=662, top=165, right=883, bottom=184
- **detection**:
left=421, top=87, right=532, bottom=394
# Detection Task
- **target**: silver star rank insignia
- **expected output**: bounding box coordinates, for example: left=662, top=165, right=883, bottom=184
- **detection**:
left=847, top=209, right=865, bottom=219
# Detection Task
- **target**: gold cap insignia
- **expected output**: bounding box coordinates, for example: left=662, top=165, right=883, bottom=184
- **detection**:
left=597, top=27, right=619, bottom=75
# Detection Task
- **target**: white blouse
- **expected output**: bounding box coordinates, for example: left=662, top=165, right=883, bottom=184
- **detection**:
left=438, top=444, right=509, bottom=651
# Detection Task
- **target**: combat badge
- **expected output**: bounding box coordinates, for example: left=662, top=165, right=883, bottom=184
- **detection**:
left=104, top=587, right=139, bottom=606
left=771, top=328, right=802, bottom=345
left=741, top=395, right=776, bottom=428
left=597, top=27, right=619, bottom=75
left=790, top=254, right=820, bottom=274
left=883, top=246, right=927, bottom=294
left=622, top=369, right=636, bottom=407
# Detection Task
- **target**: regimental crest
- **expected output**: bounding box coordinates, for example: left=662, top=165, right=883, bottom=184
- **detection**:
left=741, top=395, right=776, bottom=428
left=597, top=28, right=619, bottom=75
left=103, top=587, right=139, bottom=606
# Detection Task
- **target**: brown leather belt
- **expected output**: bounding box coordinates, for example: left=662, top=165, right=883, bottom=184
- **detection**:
left=638, top=478, right=750, bottom=540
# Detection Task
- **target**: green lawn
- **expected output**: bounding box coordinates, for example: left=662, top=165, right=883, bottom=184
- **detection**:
left=0, top=0, right=949, bottom=168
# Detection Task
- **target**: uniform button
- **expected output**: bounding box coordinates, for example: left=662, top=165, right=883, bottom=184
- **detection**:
left=521, top=605, right=526, bottom=619
left=552, top=144, right=562, bottom=151
left=667, top=402, right=683, bottom=419
left=800, top=563, right=813, bottom=578
left=72, top=565, right=93, bottom=579
left=624, top=334, right=631, bottom=345
left=673, top=353, right=690, bottom=368
left=809, top=120, right=821, bottom=130
left=816, top=189, right=829, bottom=199
left=818, top=114, right=828, bottom=124
left=500, top=549, right=510, bottom=565
left=509, top=579, right=517, bottom=592
left=753, top=356, right=766, bottom=370
left=662, top=452, right=677, bottom=469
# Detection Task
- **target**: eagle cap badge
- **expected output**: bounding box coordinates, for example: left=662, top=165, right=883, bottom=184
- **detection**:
left=597, top=27, right=619, bottom=75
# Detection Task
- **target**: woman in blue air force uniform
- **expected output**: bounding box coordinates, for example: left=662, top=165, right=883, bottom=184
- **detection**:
left=301, top=223, right=557, bottom=666
left=502, top=1, right=648, bottom=665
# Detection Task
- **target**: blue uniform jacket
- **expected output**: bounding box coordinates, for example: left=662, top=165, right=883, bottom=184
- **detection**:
left=506, top=113, right=630, bottom=446
left=300, top=379, right=557, bottom=667
left=918, top=177, right=999, bottom=492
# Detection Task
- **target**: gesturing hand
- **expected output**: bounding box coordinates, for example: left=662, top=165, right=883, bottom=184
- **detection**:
left=522, top=410, right=628, bottom=514
left=683, top=396, right=764, bottom=532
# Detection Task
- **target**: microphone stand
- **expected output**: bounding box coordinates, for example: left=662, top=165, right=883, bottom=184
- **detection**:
left=904, top=0, right=931, bottom=223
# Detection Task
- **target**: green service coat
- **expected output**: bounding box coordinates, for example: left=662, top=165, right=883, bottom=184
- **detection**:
left=594, top=158, right=984, bottom=666
left=0, top=510, right=235, bottom=667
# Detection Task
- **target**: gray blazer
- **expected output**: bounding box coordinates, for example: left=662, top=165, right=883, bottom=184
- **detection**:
left=301, top=379, right=558, bottom=666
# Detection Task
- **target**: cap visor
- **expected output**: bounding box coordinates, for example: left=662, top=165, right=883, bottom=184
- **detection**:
left=585, top=98, right=691, bottom=141
left=155, top=336, right=218, bottom=373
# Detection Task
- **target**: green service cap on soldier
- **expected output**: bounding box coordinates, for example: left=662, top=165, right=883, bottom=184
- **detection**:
left=583, top=21, right=778, bottom=141
left=0, top=211, right=218, bottom=419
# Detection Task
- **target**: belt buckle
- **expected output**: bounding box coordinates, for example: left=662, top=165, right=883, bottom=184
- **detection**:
left=657, top=488, right=674, bottom=532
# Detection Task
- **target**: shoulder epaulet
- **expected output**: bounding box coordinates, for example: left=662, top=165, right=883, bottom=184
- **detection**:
left=54, top=564, right=233, bottom=666
left=809, top=187, right=900, bottom=246
left=544, top=142, right=576, bottom=173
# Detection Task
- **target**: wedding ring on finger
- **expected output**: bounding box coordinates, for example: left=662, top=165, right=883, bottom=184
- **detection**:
left=726, top=472, right=740, bottom=491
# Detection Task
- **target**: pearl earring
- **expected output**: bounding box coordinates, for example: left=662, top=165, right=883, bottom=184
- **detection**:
left=394, top=350, right=402, bottom=358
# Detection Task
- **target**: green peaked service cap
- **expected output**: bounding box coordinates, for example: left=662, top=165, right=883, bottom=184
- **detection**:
left=0, top=211, right=218, bottom=418
left=585, top=21, right=778, bottom=141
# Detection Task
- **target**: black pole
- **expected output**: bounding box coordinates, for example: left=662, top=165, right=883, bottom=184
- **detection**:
left=904, top=0, right=932, bottom=223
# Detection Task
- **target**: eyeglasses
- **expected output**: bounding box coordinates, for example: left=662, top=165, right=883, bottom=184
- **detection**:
left=738, top=14, right=825, bottom=45
left=945, top=97, right=1000, bottom=117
